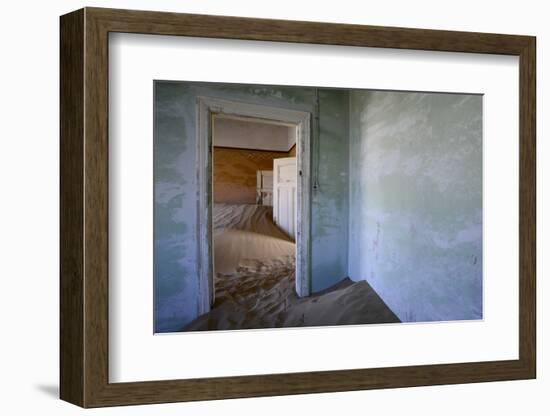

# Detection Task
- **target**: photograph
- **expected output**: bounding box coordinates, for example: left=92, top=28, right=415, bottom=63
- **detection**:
left=154, top=81, right=483, bottom=333
left=54, top=5, right=537, bottom=409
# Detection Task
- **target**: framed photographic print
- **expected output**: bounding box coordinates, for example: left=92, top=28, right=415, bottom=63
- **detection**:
left=60, top=7, right=536, bottom=407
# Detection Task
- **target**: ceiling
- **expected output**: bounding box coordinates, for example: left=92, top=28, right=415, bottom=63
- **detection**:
left=212, top=115, right=296, bottom=152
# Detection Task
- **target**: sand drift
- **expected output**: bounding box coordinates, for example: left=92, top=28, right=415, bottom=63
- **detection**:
left=183, top=204, right=399, bottom=331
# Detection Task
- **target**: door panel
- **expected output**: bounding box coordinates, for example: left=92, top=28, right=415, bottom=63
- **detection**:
left=273, top=157, right=297, bottom=240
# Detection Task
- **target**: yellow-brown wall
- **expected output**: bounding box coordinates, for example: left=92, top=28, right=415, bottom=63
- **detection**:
left=213, top=147, right=292, bottom=204
left=288, top=144, right=296, bottom=157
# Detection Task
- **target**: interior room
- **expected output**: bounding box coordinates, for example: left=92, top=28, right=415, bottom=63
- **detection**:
left=154, top=81, right=482, bottom=333
left=196, top=115, right=300, bottom=329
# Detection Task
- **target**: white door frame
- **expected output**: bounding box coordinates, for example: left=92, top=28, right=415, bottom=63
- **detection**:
left=196, top=96, right=311, bottom=314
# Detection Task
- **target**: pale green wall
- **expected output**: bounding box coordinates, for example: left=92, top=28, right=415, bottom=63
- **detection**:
left=154, top=82, right=350, bottom=332
left=348, top=91, right=483, bottom=322
left=311, top=89, right=350, bottom=292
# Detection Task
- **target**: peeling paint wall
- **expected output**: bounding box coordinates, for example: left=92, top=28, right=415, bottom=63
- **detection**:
left=154, top=82, right=350, bottom=332
left=348, top=91, right=483, bottom=322
left=154, top=82, right=199, bottom=333
left=311, top=89, right=350, bottom=292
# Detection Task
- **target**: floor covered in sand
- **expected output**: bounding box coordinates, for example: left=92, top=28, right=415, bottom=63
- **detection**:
left=183, top=204, right=400, bottom=331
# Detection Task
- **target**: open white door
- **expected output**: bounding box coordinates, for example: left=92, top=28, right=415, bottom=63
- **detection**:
left=273, top=157, right=297, bottom=240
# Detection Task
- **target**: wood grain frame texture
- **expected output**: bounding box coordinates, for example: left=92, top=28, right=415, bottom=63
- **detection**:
left=60, top=7, right=536, bottom=408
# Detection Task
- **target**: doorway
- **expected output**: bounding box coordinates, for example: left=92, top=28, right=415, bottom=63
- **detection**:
left=196, top=97, right=311, bottom=315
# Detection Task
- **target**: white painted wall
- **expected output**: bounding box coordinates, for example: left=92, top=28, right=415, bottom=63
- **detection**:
left=213, top=116, right=295, bottom=151
left=0, top=1, right=546, bottom=415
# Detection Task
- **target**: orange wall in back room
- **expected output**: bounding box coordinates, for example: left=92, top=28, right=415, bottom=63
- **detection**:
left=288, top=144, right=296, bottom=157
left=213, top=146, right=293, bottom=204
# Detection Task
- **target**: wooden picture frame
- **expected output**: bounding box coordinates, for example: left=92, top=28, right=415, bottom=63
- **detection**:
left=60, top=7, right=536, bottom=408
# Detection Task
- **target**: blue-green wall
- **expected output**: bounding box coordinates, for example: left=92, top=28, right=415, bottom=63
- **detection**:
left=311, top=90, right=350, bottom=292
left=348, top=91, right=483, bottom=322
left=154, top=82, right=350, bottom=332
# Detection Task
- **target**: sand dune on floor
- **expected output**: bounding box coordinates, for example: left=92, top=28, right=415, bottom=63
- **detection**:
left=281, top=278, right=400, bottom=328
left=213, top=204, right=295, bottom=275
left=214, top=229, right=295, bottom=274
left=213, top=203, right=292, bottom=241
left=184, top=262, right=400, bottom=331
left=183, top=203, right=400, bottom=331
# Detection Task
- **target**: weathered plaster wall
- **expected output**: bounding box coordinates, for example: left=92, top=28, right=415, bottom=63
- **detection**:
left=213, top=147, right=290, bottom=204
left=154, top=83, right=199, bottom=333
left=348, top=91, right=483, bottom=322
left=311, top=89, right=350, bottom=292
left=154, top=82, right=350, bottom=332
